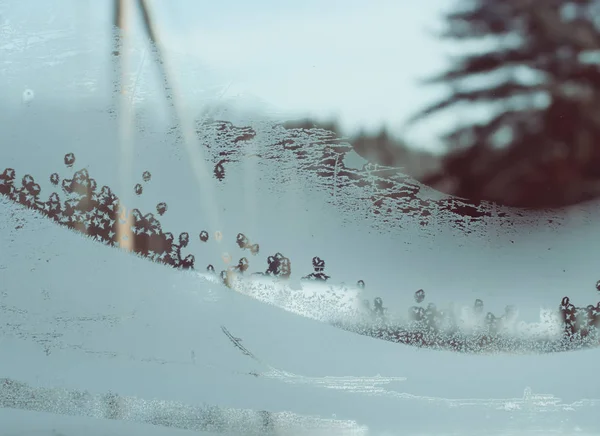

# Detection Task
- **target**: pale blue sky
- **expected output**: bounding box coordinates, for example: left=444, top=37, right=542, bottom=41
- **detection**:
left=153, top=0, right=457, bottom=149
left=1, top=0, right=481, bottom=151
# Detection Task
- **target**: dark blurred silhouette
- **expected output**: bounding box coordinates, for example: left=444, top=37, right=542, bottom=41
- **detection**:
left=288, top=1, right=600, bottom=210
left=110, top=0, right=600, bottom=210
left=410, top=0, right=600, bottom=209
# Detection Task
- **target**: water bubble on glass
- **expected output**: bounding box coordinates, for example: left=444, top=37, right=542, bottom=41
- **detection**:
left=22, top=89, right=35, bottom=104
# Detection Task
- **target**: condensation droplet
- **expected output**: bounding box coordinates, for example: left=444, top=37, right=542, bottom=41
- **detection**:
left=64, top=153, right=76, bottom=168
left=222, top=252, right=232, bottom=264
left=156, top=202, right=167, bottom=216
left=22, top=89, right=35, bottom=105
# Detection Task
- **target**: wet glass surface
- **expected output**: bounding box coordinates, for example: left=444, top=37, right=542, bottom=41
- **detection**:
left=1, top=1, right=600, bottom=435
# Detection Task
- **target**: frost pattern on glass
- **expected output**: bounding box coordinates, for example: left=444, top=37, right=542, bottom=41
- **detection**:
left=1, top=151, right=599, bottom=355
left=2, top=18, right=600, bottom=436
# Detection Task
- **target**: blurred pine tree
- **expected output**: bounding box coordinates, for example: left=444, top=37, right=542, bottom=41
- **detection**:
left=411, top=0, right=600, bottom=208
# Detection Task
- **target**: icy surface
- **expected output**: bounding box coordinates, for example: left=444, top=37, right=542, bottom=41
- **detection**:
left=1, top=8, right=600, bottom=436
left=1, top=197, right=599, bottom=435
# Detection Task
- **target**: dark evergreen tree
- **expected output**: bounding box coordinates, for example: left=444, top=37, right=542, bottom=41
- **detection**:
left=411, top=0, right=600, bottom=208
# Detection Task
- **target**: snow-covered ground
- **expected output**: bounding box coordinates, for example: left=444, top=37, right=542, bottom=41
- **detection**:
left=2, top=13, right=600, bottom=436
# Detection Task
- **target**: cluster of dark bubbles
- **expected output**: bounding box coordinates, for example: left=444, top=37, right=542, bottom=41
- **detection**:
left=134, top=183, right=143, bottom=196
left=235, top=233, right=259, bottom=255
left=596, top=280, right=600, bottom=292
left=559, top=296, right=600, bottom=339
left=1, top=154, right=358, bottom=289
left=356, top=287, right=600, bottom=352
left=0, top=158, right=195, bottom=270
left=408, top=292, right=518, bottom=338
left=302, top=256, right=331, bottom=281
left=217, top=256, right=252, bottom=285
left=263, top=252, right=292, bottom=278
left=199, top=230, right=209, bottom=242
left=156, top=202, right=167, bottom=216
left=142, top=171, right=152, bottom=183
left=208, top=251, right=288, bottom=287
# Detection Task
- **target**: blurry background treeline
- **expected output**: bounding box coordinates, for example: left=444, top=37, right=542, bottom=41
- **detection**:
left=283, top=0, right=600, bottom=210
left=119, top=0, right=600, bottom=210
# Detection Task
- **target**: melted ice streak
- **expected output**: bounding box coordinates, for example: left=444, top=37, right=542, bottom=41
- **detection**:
left=0, top=266, right=398, bottom=400
left=0, top=378, right=368, bottom=436
left=0, top=290, right=403, bottom=398
left=220, top=324, right=598, bottom=415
